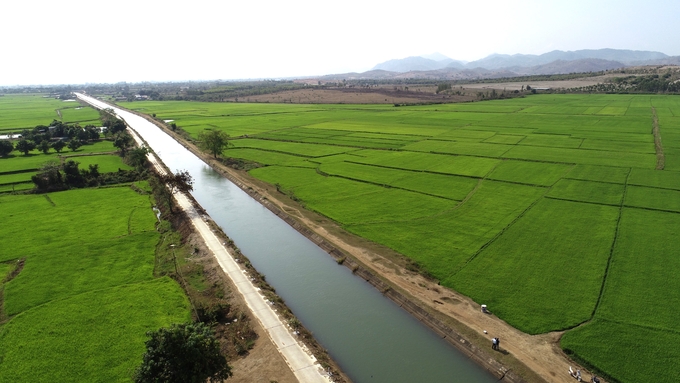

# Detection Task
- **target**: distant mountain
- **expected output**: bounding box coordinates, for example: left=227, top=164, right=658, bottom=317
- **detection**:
left=465, top=49, right=667, bottom=70
left=373, top=56, right=448, bottom=72
left=420, top=52, right=451, bottom=61
left=515, top=59, right=626, bottom=75
left=322, top=49, right=678, bottom=82
left=373, top=49, right=669, bottom=73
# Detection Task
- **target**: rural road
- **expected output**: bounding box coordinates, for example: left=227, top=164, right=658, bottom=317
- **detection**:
left=76, top=93, right=330, bottom=383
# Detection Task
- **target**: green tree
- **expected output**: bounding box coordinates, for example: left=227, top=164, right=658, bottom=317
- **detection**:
left=160, top=169, right=194, bottom=195
left=15, top=139, right=36, bottom=155
left=31, top=160, right=65, bottom=192
left=154, top=170, right=194, bottom=212
left=113, top=132, right=134, bottom=156
left=52, top=140, right=66, bottom=153
left=39, top=140, right=51, bottom=154
left=133, top=322, right=231, bottom=383
left=67, top=139, right=82, bottom=152
left=0, top=140, right=13, bottom=157
left=198, top=129, right=230, bottom=159
left=63, top=160, right=85, bottom=187
left=126, top=146, right=150, bottom=170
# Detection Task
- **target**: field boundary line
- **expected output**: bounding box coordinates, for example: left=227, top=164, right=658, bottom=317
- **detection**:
left=451, top=192, right=545, bottom=277
left=590, top=168, right=631, bottom=320
left=652, top=107, right=665, bottom=170
left=43, top=194, right=56, bottom=207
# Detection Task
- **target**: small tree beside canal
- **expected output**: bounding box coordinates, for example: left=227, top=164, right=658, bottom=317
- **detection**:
left=198, top=129, right=231, bottom=159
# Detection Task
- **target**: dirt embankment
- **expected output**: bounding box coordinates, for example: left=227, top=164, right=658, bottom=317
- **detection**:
left=131, top=108, right=601, bottom=383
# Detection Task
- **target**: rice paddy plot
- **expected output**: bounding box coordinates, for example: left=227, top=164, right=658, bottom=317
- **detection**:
left=599, top=208, right=680, bottom=331
left=254, top=165, right=457, bottom=224
left=450, top=198, right=618, bottom=334
left=226, top=148, right=317, bottom=167
left=0, top=186, right=190, bottom=383
left=564, top=164, right=630, bottom=184
left=0, top=182, right=33, bottom=193
left=66, top=154, right=132, bottom=173
left=627, top=168, right=680, bottom=190
left=561, top=208, right=680, bottom=383
left=0, top=278, right=190, bottom=383
left=230, top=138, right=354, bottom=157
left=0, top=171, right=37, bottom=185
left=348, top=150, right=500, bottom=177
left=346, top=181, right=544, bottom=280
left=403, top=139, right=513, bottom=157
left=0, top=95, right=82, bottom=131
left=503, top=145, right=656, bottom=168
left=547, top=179, right=625, bottom=205
left=561, top=319, right=680, bottom=383
left=434, top=129, right=497, bottom=142
left=319, top=161, right=478, bottom=200
left=517, top=134, right=583, bottom=149
left=579, top=139, right=655, bottom=154
left=482, top=134, right=525, bottom=145
left=487, top=160, right=572, bottom=186
left=624, top=185, right=680, bottom=212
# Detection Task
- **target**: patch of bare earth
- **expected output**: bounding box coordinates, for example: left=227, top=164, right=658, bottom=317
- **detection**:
left=459, top=75, right=616, bottom=91
left=186, top=229, right=298, bottom=383
left=242, top=87, right=474, bottom=104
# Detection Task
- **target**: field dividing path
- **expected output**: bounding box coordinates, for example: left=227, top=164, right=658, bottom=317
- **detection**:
left=122, top=115, right=330, bottom=383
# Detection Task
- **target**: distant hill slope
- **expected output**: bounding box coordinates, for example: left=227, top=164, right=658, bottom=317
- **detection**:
left=466, top=49, right=668, bottom=69
left=516, top=59, right=627, bottom=75
left=373, top=49, right=668, bottom=73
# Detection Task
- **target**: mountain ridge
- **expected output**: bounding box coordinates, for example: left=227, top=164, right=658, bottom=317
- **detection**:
left=373, top=48, right=669, bottom=73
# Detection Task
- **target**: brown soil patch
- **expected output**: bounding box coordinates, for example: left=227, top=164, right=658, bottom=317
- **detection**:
left=242, top=87, right=474, bottom=104
left=190, top=232, right=299, bottom=383
left=460, top=75, right=616, bottom=91
left=129, top=106, right=603, bottom=383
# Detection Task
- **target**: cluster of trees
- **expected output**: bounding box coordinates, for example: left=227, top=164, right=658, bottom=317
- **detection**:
left=567, top=72, right=680, bottom=94
left=0, top=120, right=104, bottom=157
left=31, top=156, right=147, bottom=193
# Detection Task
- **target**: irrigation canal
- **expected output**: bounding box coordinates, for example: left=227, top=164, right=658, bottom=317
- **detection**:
left=76, top=93, right=496, bottom=383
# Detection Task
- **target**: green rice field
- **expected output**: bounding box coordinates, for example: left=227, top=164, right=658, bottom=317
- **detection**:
left=0, top=187, right=190, bottom=382
left=0, top=94, right=100, bottom=131
left=121, top=94, right=680, bottom=382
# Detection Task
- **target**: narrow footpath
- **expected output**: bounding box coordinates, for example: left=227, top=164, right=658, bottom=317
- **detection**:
left=129, top=126, right=331, bottom=383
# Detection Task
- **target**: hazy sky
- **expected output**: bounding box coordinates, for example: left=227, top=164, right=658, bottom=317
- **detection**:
left=2, top=0, right=679, bottom=86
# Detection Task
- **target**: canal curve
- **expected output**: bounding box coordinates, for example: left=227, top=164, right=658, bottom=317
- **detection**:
left=77, top=94, right=496, bottom=383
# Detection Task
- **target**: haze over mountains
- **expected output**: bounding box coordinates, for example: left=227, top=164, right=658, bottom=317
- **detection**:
left=318, top=49, right=680, bottom=81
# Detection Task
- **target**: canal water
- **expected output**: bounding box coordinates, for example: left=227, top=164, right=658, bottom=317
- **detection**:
left=77, top=94, right=495, bottom=383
